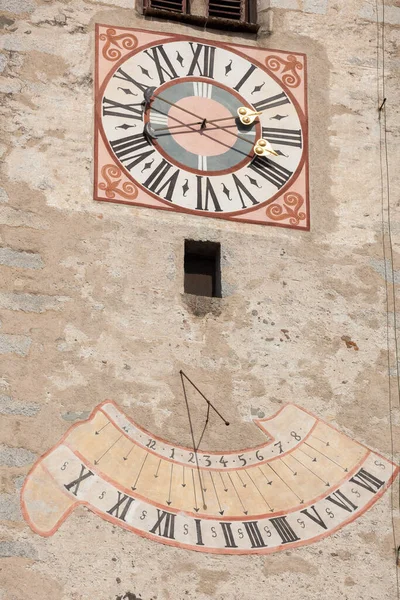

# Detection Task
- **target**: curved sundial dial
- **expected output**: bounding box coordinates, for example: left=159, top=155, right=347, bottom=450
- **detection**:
left=21, top=400, right=398, bottom=554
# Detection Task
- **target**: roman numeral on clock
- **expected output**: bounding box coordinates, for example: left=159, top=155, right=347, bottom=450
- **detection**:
left=234, top=64, right=257, bottom=92
left=103, top=98, right=143, bottom=121
left=326, top=489, right=358, bottom=513
left=110, top=133, right=155, bottom=171
left=243, top=521, right=268, bottom=548
left=232, top=173, right=259, bottom=209
left=349, top=468, right=385, bottom=494
left=113, top=67, right=148, bottom=94
left=143, top=45, right=178, bottom=85
left=196, top=176, right=222, bottom=212
left=249, top=156, right=292, bottom=189
left=269, top=516, right=300, bottom=545
left=262, top=127, right=302, bottom=148
left=64, top=464, right=94, bottom=497
left=149, top=510, right=176, bottom=539
left=143, top=159, right=180, bottom=202
left=187, top=43, right=216, bottom=79
left=253, top=92, right=290, bottom=111
left=106, top=492, right=135, bottom=522
left=220, top=522, right=238, bottom=548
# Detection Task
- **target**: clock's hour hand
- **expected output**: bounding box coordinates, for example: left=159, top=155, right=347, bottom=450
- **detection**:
left=143, top=89, right=277, bottom=158
left=143, top=87, right=205, bottom=123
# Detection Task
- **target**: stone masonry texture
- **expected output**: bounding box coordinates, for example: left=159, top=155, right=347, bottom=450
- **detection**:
left=0, top=1, right=399, bottom=599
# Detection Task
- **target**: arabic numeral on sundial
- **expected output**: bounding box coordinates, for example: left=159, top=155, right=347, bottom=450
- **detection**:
left=203, top=455, right=212, bottom=467
left=256, top=449, right=264, bottom=461
left=291, top=431, right=301, bottom=441
left=146, top=438, right=156, bottom=450
left=238, top=454, right=247, bottom=467
left=274, top=441, right=283, bottom=454
left=219, top=456, right=228, bottom=468
left=169, top=448, right=175, bottom=459
left=188, top=452, right=195, bottom=464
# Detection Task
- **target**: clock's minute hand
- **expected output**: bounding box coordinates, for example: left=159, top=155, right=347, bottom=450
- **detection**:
left=144, top=86, right=206, bottom=125
left=143, top=88, right=277, bottom=156
left=153, top=108, right=264, bottom=134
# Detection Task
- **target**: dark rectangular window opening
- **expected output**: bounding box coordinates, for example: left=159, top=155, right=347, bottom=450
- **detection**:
left=184, top=240, right=221, bottom=298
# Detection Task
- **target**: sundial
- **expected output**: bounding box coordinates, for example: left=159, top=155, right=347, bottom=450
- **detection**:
left=21, top=388, right=398, bottom=554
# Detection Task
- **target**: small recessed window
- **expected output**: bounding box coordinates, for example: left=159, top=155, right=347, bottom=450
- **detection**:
left=184, top=240, right=221, bottom=298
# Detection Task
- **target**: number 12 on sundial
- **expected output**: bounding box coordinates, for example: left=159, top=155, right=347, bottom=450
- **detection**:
left=94, top=25, right=309, bottom=230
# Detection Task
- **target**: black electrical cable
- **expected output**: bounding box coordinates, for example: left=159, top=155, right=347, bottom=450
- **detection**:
left=375, top=0, right=400, bottom=593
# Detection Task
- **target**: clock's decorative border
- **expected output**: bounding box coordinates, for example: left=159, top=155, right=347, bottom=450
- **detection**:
left=99, top=27, right=138, bottom=62
left=265, top=54, right=303, bottom=88
left=98, top=164, right=138, bottom=200
left=94, top=25, right=310, bottom=230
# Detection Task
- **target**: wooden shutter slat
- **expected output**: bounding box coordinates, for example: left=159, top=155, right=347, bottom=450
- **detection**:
left=208, top=0, right=244, bottom=21
left=145, top=0, right=185, bottom=12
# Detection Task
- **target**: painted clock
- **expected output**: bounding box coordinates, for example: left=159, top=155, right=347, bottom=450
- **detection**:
left=94, top=25, right=309, bottom=229
left=22, top=399, right=398, bottom=554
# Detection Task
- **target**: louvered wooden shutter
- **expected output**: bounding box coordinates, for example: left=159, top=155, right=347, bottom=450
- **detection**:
left=208, top=0, right=244, bottom=21
left=144, top=0, right=186, bottom=12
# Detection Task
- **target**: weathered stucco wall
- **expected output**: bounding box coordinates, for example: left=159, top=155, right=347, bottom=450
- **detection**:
left=0, top=0, right=399, bottom=599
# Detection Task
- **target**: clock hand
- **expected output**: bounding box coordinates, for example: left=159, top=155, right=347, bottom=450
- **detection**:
left=237, top=106, right=263, bottom=125
left=145, top=110, right=252, bottom=159
left=153, top=108, right=264, bottom=134
left=254, top=138, right=279, bottom=157
left=144, top=87, right=206, bottom=124
left=144, top=94, right=278, bottom=157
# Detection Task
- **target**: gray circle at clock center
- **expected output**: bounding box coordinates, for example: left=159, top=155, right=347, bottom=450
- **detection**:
left=150, top=81, right=256, bottom=173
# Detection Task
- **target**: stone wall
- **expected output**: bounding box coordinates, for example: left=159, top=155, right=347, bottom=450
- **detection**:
left=0, top=1, right=399, bottom=599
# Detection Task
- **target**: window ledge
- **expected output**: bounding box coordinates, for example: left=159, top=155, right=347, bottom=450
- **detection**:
left=143, top=8, right=259, bottom=34
left=182, top=293, right=223, bottom=317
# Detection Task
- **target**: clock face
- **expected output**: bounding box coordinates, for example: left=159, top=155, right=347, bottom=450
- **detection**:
left=98, top=36, right=306, bottom=218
